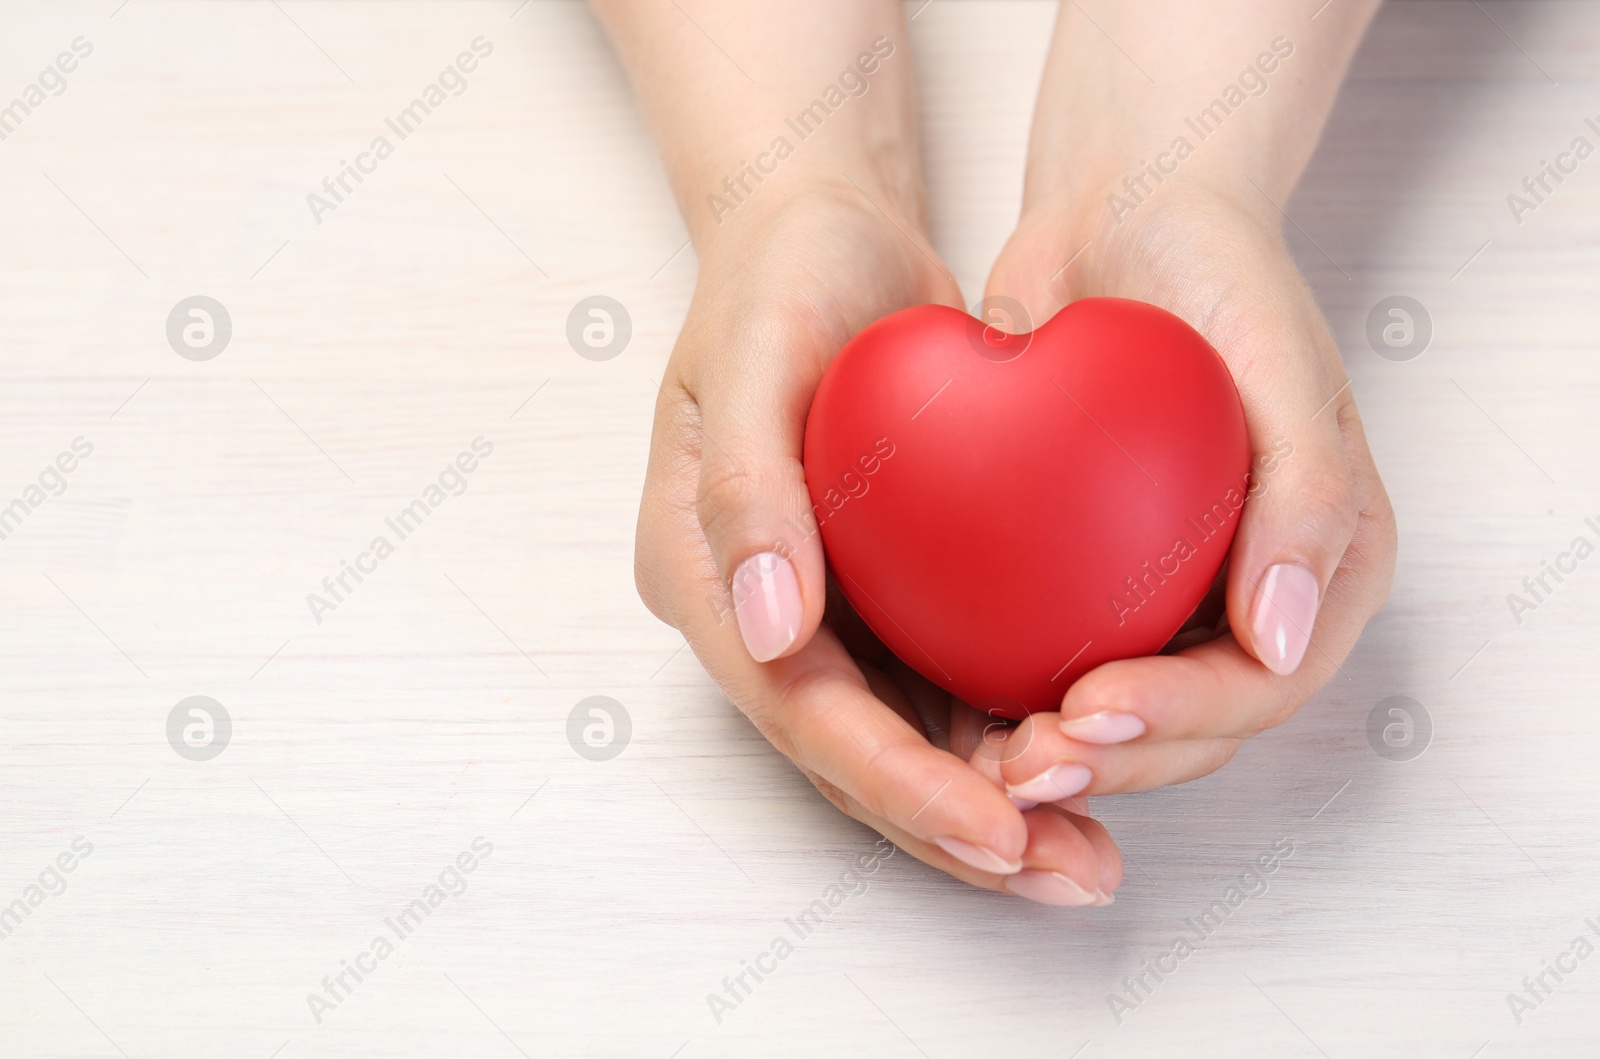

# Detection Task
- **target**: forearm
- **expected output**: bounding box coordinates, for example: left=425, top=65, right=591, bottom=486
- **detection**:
left=1023, top=0, right=1381, bottom=217
left=587, top=0, right=925, bottom=248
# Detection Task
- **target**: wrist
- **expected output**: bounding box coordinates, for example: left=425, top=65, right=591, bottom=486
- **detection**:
left=1018, top=3, right=1380, bottom=240
left=689, top=160, right=925, bottom=263
left=1017, top=79, right=1306, bottom=244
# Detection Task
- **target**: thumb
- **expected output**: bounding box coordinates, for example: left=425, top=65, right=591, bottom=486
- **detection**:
left=982, top=206, right=1084, bottom=332
left=688, top=340, right=827, bottom=665
left=1224, top=317, right=1360, bottom=677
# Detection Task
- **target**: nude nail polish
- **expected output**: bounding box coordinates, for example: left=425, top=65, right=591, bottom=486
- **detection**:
left=1250, top=563, right=1319, bottom=675
left=732, top=551, right=801, bottom=662
left=1005, top=763, right=1092, bottom=804
left=1060, top=710, right=1146, bottom=745
left=1005, top=870, right=1098, bottom=906
left=934, top=836, right=1022, bottom=875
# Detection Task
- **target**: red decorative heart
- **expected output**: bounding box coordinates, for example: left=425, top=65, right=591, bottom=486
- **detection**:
left=802, top=298, right=1250, bottom=720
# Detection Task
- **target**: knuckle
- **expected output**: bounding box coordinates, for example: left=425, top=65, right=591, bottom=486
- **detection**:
left=634, top=381, right=704, bottom=627
left=633, top=487, right=691, bottom=631
left=695, top=453, right=759, bottom=560
left=1254, top=696, right=1302, bottom=735
left=807, top=771, right=855, bottom=816
left=1325, top=459, right=1398, bottom=617
left=1361, top=480, right=1400, bottom=578
left=738, top=677, right=812, bottom=765
left=1197, top=739, right=1242, bottom=779
left=632, top=544, right=670, bottom=625
left=1289, top=466, right=1360, bottom=547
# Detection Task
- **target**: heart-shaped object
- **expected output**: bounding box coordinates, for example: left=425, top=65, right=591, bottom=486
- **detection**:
left=802, top=298, right=1250, bottom=720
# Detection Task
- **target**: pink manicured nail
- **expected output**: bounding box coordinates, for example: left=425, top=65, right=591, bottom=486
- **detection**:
left=1005, top=763, right=1092, bottom=804
left=1092, top=889, right=1115, bottom=906
left=1005, top=870, right=1097, bottom=906
left=1060, top=710, right=1146, bottom=745
left=1250, top=563, right=1319, bottom=675
left=731, top=552, right=802, bottom=662
left=934, top=836, right=1022, bottom=875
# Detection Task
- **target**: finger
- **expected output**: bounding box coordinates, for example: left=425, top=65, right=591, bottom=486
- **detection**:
left=830, top=742, right=1125, bottom=906
left=949, top=700, right=1006, bottom=762
left=1004, top=808, right=1114, bottom=906
left=673, top=315, right=831, bottom=666
left=966, top=735, right=1126, bottom=900
left=637, top=390, right=1029, bottom=876
left=991, top=208, right=1365, bottom=680
left=982, top=198, right=1082, bottom=329
left=1063, top=807, right=1124, bottom=895
left=639, top=420, right=1030, bottom=876
left=765, top=636, right=1033, bottom=873
left=881, top=654, right=956, bottom=753
left=859, top=662, right=925, bottom=735
left=1058, top=409, right=1395, bottom=745
left=996, top=712, right=1240, bottom=797
left=820, top=789, right=1117, bottom=902
left=964, top=711, right=1040, bottom=810
left=973, top=724, right=1120, bottom=851
left=1193, top=241, right=1364, bottom=677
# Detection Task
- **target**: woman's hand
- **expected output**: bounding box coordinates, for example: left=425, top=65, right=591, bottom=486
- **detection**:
left=635, top=183, right=1123, bottom=904
left=975, top=0, right=1397, bottom=801
left=590, top=0, right=1124, bottom=903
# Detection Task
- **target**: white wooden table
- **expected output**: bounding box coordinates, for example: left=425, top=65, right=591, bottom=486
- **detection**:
left=1, top=1, right=1596, bottom=1055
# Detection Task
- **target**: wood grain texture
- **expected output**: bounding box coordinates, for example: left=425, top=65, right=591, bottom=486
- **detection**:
left=0, top=1, right=1596, bottom=1056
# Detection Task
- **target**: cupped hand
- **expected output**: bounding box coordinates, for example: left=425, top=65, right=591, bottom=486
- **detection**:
left=634, top=182, right=1123, bottom=904
left=977, top=178, right=1397, bottom=801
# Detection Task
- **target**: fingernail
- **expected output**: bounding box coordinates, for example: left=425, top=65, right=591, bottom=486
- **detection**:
left=934, top=836, right=1022, bottom=875
left=1092, top=889, right=1115, bottom=906
left=1250, top=563, right=1319, bottom=675
left=1005, top=763, right=1092, bottom=804
left=1005, top=870, right=1097, bottom=906
left=1060, top=710, right=1146, bottom=745
left=1098, top=855, right=1120, bottom=897
left=731, top=552, right=802, bottom=663
left=1008, top=794, right=1040, bottom=810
